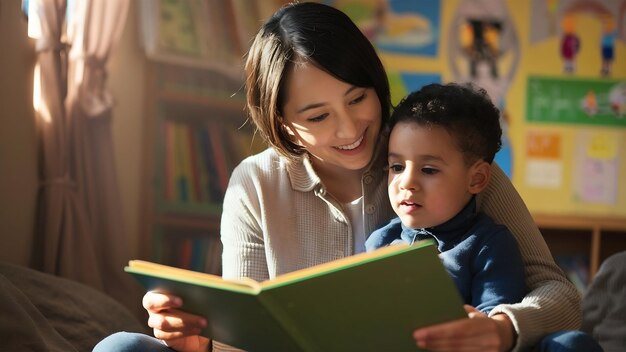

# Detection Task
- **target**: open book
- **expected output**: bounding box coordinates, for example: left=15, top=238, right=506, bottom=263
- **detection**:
left=126, top=240, right=465, bottom=351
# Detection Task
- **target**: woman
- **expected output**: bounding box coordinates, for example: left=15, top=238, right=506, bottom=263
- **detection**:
left=95, top=3, right=580, bottom=352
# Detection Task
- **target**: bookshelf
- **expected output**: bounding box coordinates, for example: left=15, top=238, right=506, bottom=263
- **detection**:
left=140, top=61, right=266, bottom=275
left=533, top=214, right=626, bottom=292
left=138, top=0, right=277, bottom=274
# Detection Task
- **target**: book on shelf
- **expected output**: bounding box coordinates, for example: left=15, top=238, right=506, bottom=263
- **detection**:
left=152, top=229, right=222, bottom=274
left=191, top=127, right=209, bottom=203
left=226, top=124, right=267, bottom=162
left=205, top=121, right=230, bottom=193
left=178, top=237, right=193, bottom=270
left=555, top=255, right=590, bottom=293
left=154, top=0, right=203, bottom=58
left=139, top=0, right=272, bottom=76
left=162, top=120, right=176, bottom=201
left=203, top=237, right=223, bottom=275
left=126, top=240, right=466, bottom=351
left=196, top=125, right=224, bottom=203
left=185, top=125, right=202, bottom=202
left=161, top=120, right=228, bottom=208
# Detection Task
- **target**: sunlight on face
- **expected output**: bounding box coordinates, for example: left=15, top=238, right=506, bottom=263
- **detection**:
left=387, top=122, right=475, bottom=229
left=280, top=62, right=382, bottom=176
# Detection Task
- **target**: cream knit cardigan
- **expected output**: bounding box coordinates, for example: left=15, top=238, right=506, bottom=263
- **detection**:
left=218, top=147, right=580, bottom=351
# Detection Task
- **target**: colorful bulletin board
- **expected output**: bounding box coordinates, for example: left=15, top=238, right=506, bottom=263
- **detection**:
left=330, top=0, right=626, bottom=218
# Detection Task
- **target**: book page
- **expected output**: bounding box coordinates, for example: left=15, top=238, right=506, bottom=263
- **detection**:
left=128, top=260, right=261, bottom=293
left=259, top=241, right=432, bottom=290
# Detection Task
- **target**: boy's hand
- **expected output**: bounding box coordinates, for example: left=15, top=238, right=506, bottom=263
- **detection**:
left=412, top=304, right=514, bottom=352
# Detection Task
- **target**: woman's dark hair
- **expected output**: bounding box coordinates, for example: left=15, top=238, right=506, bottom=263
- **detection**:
left=389, top=83, right=502, bottom=164
left=245, top=2, right=391, bottom=160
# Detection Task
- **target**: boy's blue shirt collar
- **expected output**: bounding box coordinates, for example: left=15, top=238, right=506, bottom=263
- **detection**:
left=400, top=196, right=478, bottom=252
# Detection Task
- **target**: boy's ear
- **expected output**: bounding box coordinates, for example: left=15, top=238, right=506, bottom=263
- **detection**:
left=468, top=160, right=491, bottom=194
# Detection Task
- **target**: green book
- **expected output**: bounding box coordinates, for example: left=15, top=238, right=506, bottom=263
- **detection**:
left=126, top=240, right=465, bottom=351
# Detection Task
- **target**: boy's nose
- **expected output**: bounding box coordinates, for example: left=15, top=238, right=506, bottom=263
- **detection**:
left=398, top=169, right=418, bottom=191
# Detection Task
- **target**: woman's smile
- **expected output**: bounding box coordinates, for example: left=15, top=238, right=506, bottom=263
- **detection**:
left=335, top=134, right=364, bottom=150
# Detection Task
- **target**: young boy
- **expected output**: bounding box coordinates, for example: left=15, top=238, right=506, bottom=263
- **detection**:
left=365, top=83, right=526, bottom=314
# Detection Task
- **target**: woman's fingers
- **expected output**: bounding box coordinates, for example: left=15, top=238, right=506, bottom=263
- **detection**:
left=142, top=291, right=208, bottom=341
left=463, top=304, right=481, bottom=314
left=148, top=309, right=206, bottom=333
left=163, top=336, right=212, bottom=352
left=142, top=291, right=182, bottom=312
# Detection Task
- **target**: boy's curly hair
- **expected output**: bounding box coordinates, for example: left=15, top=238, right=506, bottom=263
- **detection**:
left=388, top=83, right=502, bottom=165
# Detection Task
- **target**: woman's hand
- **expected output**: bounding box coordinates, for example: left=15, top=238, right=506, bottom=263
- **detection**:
left=143, top=291, right=211, bottom=352
left=412, top=305, right=515, bottom=352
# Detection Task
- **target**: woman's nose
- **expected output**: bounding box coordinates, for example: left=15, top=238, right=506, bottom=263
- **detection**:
left=335, top=110, right=358, bottom=138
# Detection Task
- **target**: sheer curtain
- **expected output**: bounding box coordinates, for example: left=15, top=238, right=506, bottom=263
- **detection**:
left=31, top=0, right=142, bottom=316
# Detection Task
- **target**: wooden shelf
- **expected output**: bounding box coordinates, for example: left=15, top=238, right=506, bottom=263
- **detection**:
left=533, top=214, right=626, bottom=281
left=138, top=0, right=287, bottom=273
left=152, top=214, right=221, bottom=231
left=158, top=91, right=245, bottom=111
left=533, top=214, right=626, bottom=231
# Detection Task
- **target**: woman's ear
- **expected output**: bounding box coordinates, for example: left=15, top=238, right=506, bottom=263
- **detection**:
left=278, top=115, right=294, bottom=136
left=282, top=123, right=296, bottom=138
left=280, top=119, right=301, bottom=146
left=468, top=160, right=491, bottom=194
left=281, top=123, right=297, bottom=142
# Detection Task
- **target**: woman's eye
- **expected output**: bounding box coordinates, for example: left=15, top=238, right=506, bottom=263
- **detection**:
left=421, top=167, right=439, bottom=175
left=307, top=113, right=328, bottom=122
left=349, top=93, right=366, bottom=105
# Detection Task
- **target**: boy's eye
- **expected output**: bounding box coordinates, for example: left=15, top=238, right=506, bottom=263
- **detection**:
left=421, top=167, right=439, bottom=175
left=349, top=93, right=366, bottom=105
left=387, top=164, right=405, bottom=173
left=307, top=113, right=329, bottom=122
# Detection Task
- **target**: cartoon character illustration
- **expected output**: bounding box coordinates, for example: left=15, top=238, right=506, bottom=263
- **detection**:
left=583, top=90, right=598, bottom=116
left=600, top=17, right=617, bottom=77
left=609, top=83, right=626, bottom=118
left=465, top=19, right=502, bottom=79
left=580, top=84, right=626, bottom=118
left=336, top=0, right=436, bottom=53
left=448, top=0, right=520, bottom=179
left=560, top=15, right=580, bottom=74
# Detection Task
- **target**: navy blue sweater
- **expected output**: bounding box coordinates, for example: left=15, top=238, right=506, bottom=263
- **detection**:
left=365, top=198, right=526, bottom=314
